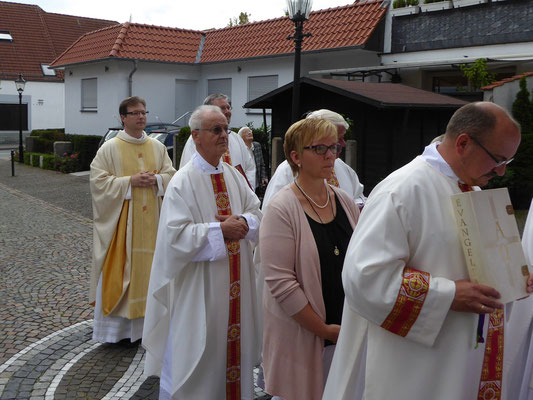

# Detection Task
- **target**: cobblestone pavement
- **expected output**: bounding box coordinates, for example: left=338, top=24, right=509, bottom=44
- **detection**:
left=0, top=160, right=271, bottom=399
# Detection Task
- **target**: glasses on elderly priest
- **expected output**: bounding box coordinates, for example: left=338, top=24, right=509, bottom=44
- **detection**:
left=303, top=143, right=341, bottom=155
left=468, top=135, right=513, bottom=167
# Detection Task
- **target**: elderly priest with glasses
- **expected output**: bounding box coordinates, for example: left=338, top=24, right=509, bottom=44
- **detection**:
left=324, top=102, right=533, bottom=400
left=143, top=105, right=262, bottom=400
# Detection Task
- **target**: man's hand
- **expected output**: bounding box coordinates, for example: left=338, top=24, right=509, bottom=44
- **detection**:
left=527, top=273, right=533, bottom=293
left=217, top=214, right=248, bottom=241
left=451, top=280, right=503, bottom=314
left=131, top=171, right=157, bottom=188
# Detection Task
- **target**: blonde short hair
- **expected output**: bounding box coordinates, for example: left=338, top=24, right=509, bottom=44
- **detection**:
left=284, top=118, right=338, bottom=174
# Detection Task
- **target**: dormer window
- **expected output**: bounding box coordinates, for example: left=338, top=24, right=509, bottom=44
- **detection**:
left=0, top=31, right=13, bottom=41
left=41, top=64, right=56, bottom=76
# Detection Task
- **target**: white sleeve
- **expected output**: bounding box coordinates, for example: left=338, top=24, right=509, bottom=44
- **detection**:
left=342, top=191, right=455, bottom=347
left=262, top=161, right=294, bottom=210
left=179, top=136, right=196, bottom=169
left=191, top=222, right=227, bottom=262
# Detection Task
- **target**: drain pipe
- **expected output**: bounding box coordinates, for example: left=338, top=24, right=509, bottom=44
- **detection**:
left=128, top=60, right=138, bottom=97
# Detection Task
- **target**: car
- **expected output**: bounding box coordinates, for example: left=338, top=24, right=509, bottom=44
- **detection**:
left=98, top=123, right=181, bottom=148
left=148, top=129, right=180, bottom=160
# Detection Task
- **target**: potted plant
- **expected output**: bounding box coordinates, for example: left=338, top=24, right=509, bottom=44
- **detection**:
left=420, top=0, right=453, bottom=12
left=391, top=0, right=420, bottom=16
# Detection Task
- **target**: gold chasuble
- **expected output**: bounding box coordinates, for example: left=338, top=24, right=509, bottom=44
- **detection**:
left=210, top=172, right=242, bottom=400
left=101, top=138, right=159, bottom=319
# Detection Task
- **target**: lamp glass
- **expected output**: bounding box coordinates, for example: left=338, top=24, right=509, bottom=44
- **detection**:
left=286, top=0, right=313, bottom=20
left=15, top=74, right=25, bottom=93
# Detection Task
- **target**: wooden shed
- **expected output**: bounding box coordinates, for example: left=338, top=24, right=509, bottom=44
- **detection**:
left=244, top=77, right=467, bottom=192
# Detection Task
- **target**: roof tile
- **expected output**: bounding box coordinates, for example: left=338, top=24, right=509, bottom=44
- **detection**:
left=51, top=0, right=386, bottom=67
left=481, top=71, right=533, bottom=90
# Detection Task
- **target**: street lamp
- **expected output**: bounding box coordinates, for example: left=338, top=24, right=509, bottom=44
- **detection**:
left=15, top=73, right=25, bottom=163
left=287, top=0, right=313, bottom=123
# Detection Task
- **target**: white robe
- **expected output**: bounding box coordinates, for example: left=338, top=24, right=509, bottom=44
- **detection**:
left=505, top=198, right=533, bottom=400
left=179, top=130, right=256, bottom=189
left=262, top=159, right=365, bottom=209
left=142, top=157, right=262, bottom=399
left=324, top=147, right=517, bottom=400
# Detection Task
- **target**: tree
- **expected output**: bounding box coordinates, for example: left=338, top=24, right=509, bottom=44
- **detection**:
left=227, top=12, right=251, bottom=27
left=512, top=76, right=533, bottom=135
left=459, top=58, right=496, bottom=91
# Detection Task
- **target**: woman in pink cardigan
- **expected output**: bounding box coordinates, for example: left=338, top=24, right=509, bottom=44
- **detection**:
left=260, top=118, right=360, bottom=400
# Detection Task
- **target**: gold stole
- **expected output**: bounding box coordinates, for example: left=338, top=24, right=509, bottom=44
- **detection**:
left=327, top=169, right=340, bottom=187
left=458, top=183, right=504, bottom=400
left=210, top=172, right=241, bottom=400
left=101, top=139, right=159, bottom=318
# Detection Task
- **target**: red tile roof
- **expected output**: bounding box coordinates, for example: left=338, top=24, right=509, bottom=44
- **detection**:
left=51, top=0, right=387, bottom=67
left=481, top=71, right=533, bottom=90
left=200, top=0, right=387, bottom=62
left=0, top=1, right=116, bottom=81
left=52, top=23, right=203, bottom=67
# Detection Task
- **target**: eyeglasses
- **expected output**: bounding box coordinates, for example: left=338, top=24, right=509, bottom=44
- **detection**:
left=469, top=135, right=513, bottom=167
left=199, top=126, right=228, bottom=135
left=219, top=105, right=232, bottom=112
left=125, top=111, right=149, bottom=117
left=303, top=144, right=341, bottom=155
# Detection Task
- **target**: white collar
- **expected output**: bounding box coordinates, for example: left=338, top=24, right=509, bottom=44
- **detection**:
left=117, top=130, right=146, bottom=144
left=192, top=152, right=224, bottom=174
left=421, top=142, right=462, bottom=182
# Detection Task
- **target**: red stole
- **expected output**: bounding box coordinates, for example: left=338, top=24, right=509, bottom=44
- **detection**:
left=458, top=182, right=504, bottom=400
left=327, top=169, right=340, bottom=187
left=222, top=149, right=252, bottom=190
left=210, top=172, right=241, bottom=400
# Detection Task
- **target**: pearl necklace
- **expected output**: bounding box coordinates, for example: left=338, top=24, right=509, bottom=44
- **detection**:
left=294, top=179, right=330, bottom=209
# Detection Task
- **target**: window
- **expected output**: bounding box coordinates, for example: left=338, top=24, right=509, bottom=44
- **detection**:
left=41, top=64, right=56, bottom=77
left=0, top=103, right=28, bottom=131
left=0, top=31, right=13, bottom=41
left=248, top=75, right=278, bottom=101
left=207, top=78, right=232, bottom=100
left=81, top=78, right=97, bottom=111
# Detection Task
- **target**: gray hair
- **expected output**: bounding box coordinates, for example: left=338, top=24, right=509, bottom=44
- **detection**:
left=189, top=105, right=225, bottom=130
left=203, top=93, right=230, bottom=106
left=445, top=102, right=520, bottom=140
left=306, top=109, right=349, bottom=130
left=238, top=126, right=252, bottom=138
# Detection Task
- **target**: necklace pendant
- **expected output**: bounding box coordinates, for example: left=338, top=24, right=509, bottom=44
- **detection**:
left=334, top=246, right=340, bottom=256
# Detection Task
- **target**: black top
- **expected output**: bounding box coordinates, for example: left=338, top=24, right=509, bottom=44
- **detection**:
left=305, top=194, right=353, bottom=346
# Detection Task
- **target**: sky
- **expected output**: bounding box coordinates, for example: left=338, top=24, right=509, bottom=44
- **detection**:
left=8, top=0, right=354, bottom=30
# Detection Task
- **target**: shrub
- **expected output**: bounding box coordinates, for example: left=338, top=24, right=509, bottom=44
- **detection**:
left=512, top=77, right=533, bottom=135
left=174, top=126, right=191, bottom=165
left=53, top=152, right=82, bottom=174
left=30, top=129, right=66, bottom=141
left=393, top=0, right=406, bottom=7
left=459, top=59, right=496, bottom=91
left=41, top=154, right=56, bottom=170
left=32, top=137, right=54, bottom=154
left=23, top=152, right=30, bottom=165
left=66, top=134, right=101, bottom=170
left=31, top=153, right=41, bottom=167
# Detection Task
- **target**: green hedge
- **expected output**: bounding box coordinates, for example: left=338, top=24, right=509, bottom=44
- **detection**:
left=23, top=152, right=30, bottom=165
left=66, top=134, right=102, bottom=170
left=41, top=154, right=55, bottom=170
left=32, top=137, right=54, bottom=154
left=30, top=129, right=66, bottom=141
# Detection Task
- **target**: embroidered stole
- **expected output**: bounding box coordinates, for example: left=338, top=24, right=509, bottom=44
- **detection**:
left=222, top=149, right=253, bottom=190
left=210, top=172, right=242, bottom=400
left=327, top=169, right=340, bottom=187
left=458, top=183, right=504, bottom=400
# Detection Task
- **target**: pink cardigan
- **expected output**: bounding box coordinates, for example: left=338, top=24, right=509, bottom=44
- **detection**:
left=260, top=184, right=360, bottom=400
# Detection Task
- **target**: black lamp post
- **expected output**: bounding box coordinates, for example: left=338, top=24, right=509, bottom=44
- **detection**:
left=15, top=73, right=26, bottom=163
left=287, top=0, right=313, bottom=123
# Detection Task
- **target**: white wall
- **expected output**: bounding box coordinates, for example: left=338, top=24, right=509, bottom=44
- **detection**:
left=484, top=75, right=533, bottom=113
left=62, top=47, right=384, bottom=135
left=0, top=80, right=63, bottom=134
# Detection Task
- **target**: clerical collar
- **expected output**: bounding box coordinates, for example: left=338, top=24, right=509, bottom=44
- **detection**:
left=421, top=142, right=463, bottom=183
left=117, top=130, right=146, bottom=144
left=192, top=152, right=224, bottom=174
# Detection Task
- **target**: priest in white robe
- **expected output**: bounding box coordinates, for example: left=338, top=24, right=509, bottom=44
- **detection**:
left=505, top=198, right=533, bottom=400
left=324, top=102, right=533, bottom=400
left=179, top=93, right=256, bottom=189
left=90, top=96, right=175, bottom=343
left=143, top=105, right=262, bottom=400
left=262, top=109, right=365, bottom=209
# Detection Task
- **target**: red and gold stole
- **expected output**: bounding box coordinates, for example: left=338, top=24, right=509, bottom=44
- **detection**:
left=222, top=149, right=252, bottom=190
left=457, top=183, right=505, bottom=400
left=327, top=169, right=340, bottom=187
left=210, top=172, right=241, bottom=400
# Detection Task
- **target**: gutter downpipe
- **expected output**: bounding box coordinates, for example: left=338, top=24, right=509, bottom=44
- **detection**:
left=128, top=60, right=138, bottom=97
